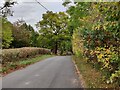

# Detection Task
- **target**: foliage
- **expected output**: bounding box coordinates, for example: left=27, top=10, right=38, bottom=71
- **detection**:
left=66, top=2, right=120, bottom=85
left=1, top=17, right=13, bottom=48
left=37, top=11, right=72, bottom=54
left=73, top=55, right=116, bottom=88
left=28, top=25, right=39, bottom=47
left=11, top=20, right=32, bottom=48
left=1, top=55, right=53, bottom=75
left=1, top=18, right=40, bottom=48
left=2, top=47, right=51, bottom=64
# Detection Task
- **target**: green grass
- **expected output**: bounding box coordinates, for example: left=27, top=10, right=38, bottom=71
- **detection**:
left=1, top=55, right=54, bottom=75
left=19, top=55, right=53, bottom=65
left=73, top=55, right=116, bottom=88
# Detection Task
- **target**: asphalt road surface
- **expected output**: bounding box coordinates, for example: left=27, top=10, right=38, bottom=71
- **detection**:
left=2, top=56, right=81, bottom=88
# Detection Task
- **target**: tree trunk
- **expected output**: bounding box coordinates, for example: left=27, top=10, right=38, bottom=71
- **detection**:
left=54, top=41, right=58, bottom=54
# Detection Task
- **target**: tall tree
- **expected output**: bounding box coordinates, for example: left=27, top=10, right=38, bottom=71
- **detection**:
left=1, top=17, right=13, bottom=48
left=37, top=11, right=71, bottom=54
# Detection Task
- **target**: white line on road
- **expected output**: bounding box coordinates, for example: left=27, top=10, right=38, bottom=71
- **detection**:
left=34, top=74, right=40, bottom=77
left=25, top=81, right=31, bottom=85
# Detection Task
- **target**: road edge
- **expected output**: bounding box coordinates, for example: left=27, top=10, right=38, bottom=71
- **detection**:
left=2, top=55, right=54, bottom=77
left=72, top=57, right=86, bottom=88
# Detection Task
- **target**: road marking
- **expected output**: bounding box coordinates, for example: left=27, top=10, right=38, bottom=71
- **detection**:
left=35, top=74, right=40, bottom=77
left=25, top=81, right=30, bottom=85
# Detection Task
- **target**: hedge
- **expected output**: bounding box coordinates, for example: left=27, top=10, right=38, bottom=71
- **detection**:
left=2, top=47, right=51, bottom=64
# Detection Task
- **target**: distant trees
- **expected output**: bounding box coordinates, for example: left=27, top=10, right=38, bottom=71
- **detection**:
left=11, top=20, right=31, bottom=48
left=29, top=25, right=39, bottom=47
left=1, top=18, right=39, bottom=48
left=11, top=20, right=40, bottom=48
left=37, top=11, right=72, bottom=54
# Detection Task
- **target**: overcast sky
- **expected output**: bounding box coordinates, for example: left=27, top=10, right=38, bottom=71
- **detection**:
left=0, top=0, right=66, bottom=31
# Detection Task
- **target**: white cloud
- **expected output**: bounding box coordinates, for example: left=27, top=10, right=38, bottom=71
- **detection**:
left=0, top=0, right=4, bottom=7
left=7, top=1, right=66, bottom=31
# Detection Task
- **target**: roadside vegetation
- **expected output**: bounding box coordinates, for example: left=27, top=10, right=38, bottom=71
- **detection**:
left=2, top=47, right=51, bottom=64
left=64, top=2, right=120, bottom=87
left=73, top=55, right=118, bottom=88
left=1, top=54, right=53, bottom=76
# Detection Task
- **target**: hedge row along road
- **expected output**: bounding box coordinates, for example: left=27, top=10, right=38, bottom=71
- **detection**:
left=2, top=56, right=81, bottom=88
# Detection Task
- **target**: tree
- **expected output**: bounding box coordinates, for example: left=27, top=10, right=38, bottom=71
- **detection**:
left=0, top=0, right=16, bottom=17
left=11, top=20, right=32, bottom=48
left=28, top=25, right=39, bottom=47
left=1, top=17, right=13, bottom=48
left=37, top=11, right=71, bottom=54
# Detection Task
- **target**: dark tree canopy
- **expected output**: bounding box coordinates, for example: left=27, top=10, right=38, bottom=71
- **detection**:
left=11, top=20, right=39, bottom=48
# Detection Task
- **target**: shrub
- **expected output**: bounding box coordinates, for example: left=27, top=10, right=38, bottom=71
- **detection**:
left=71, top=2, right=120, bottom=85
left=2, top=47, right=51, bottom=64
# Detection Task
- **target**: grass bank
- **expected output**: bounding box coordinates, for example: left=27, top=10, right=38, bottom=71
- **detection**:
left=72, top=55, right=117, bottom=88
left=1, top=55, right=54, bottom=76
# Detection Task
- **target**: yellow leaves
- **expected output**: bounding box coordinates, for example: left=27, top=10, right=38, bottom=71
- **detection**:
left=97, top=53, right=103, bottom=59
left=94, top=46, right=118, bottom=73
left=106, top=49, right=110, bottom=54
left=103, top=62, right=109, bottom=68
left=94, top=50, right=100, bottom=54
left=95, top=47, right=114, bottom=69
left=90, top=50, right=94, bottom=55
left=95, top=47, right=100, bottom=52
left=96, top=47, right=106, bottom=51
left=105, top=58, right=109, bottom=61
left=103, top=25, right=106, bottom=30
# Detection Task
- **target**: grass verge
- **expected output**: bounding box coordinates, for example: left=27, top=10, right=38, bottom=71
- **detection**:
left=72, top=55, right=117, bottom=88
left=1, top=55, right=54, bottom=76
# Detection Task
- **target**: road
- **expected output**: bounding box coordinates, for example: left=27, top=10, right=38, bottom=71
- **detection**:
left=2, top=56, right=81, bottom=88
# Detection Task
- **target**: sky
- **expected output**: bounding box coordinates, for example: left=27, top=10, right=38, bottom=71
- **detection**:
left=0, top=0, right=67, bottom=31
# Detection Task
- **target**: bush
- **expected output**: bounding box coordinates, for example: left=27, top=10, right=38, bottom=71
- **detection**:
left=71, top=2, right=120, bottom=85
left=2, top=47, right=51, bottom=64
